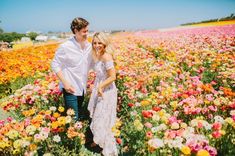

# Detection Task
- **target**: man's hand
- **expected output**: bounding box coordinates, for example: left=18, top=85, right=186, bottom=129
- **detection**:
left=64, top=82, right=75, bottom=94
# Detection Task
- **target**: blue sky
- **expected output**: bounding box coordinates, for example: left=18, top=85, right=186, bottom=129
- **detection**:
left=0, top=0, right=234, bottom=33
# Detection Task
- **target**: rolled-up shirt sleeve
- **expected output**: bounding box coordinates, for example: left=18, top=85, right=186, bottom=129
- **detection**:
left=51, top=46, right=66, bottom=73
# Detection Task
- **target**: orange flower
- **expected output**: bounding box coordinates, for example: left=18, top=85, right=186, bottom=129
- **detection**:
left=67, top=127, right=79, bottom=139
left=29, top=144, right=37, bottom=151
left=53, top=112, right=61, bottom=118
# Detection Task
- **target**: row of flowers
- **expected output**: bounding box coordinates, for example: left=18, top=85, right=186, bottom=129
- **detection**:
left=0, top=43, right=59, bottom=85
left=113, top=25, right=235, bottom=155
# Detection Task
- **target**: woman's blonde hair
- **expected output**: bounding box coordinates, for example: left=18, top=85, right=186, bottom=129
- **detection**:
left=92, top=32, right=114, bottom=55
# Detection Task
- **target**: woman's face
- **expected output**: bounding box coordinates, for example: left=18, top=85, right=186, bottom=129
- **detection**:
left=92, top=37, right=106, bottom=55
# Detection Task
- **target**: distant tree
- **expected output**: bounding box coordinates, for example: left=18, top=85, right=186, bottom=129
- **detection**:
left=0, top=32, right=25, bottom=43
left=48, top=31, right=54, bottom=34
left=27, top=32, right=38, bottom=40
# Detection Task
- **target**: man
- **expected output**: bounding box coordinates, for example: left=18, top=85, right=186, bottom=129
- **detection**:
left=51, top=17, right=93, bottom=121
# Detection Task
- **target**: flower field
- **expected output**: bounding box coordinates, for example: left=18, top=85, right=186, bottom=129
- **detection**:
left=0, top=23, right=235, bottom=155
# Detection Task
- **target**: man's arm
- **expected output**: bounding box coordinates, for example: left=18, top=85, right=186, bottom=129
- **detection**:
left=51, top=46, right=75, bottom=93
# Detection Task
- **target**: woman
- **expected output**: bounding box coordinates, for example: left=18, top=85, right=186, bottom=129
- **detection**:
left=88, top=32, right=118, bottom=156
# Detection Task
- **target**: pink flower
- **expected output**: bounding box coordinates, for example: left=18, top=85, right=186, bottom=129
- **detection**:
left=168, top=116, right=177, bottom=124
left=24, top=118, right=31, bottom=126
left=144, top=122, right=153, bottom=128
left=212, top=131, right=222, bottom=138
left=205, top=94, right=214, bottom=101
left=6, top=117, right=13, bottom=122
left=232, top=115, right=235, bottom=121
left=204, top=146, right=217, bottom=156
left=0, top=120, right=5, bottom=127
left=146, top=131, right=153, bottom=138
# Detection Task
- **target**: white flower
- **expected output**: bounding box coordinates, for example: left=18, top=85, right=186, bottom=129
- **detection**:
left=171, top=122, right=179, bottom=130
left=202, top=121, right=212, bottom=130
left=53, top=135, right=61, bottom=143
left=148, top=138, right=164, bottom=149
left=130, top=110, right=137, bottom=116
left=22, top=140, right=30, bottom=147
left=49, top=106, right=57, bottom=111
left=151, top=127, right=158, bottom=133
left=214, top=115, right=224, bottom=124
left=230, top=110, right=235, bottom=116
left=156, top=123, right=167, bottom=131
left=135, top=102, right=141, bottom=107
left=190, top=119, right=197, bottom=127
left=152, top=114, right=160, bottom=121
left=65, top=116, right=72, bottom=123
left=74, top=121, right=83, bottom=130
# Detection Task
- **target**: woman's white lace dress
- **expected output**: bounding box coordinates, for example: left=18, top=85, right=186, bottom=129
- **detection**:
left=88, top=60, right=118, bottom=156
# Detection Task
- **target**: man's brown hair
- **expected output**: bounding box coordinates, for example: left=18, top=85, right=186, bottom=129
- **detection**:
left=70, top=17, right=89, bottom=34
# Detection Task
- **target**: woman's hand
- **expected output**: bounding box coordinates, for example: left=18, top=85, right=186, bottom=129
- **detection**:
left=98, top=85, right=104, bottom=97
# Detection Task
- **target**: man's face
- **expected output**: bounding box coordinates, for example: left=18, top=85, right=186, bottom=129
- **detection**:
left=75, top=26, right=89, bottom=42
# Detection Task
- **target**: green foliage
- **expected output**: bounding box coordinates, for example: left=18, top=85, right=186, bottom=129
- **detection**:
left=26, top=32, right=38, bottom=40
left=181, top=13, right=235, bottom=26
left=0, top=27, right=3, bottom=34
left=0, top=32, right=26, bottom=43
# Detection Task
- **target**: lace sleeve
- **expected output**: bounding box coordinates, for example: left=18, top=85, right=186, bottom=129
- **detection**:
left=104, top=61, right=114, bottom=70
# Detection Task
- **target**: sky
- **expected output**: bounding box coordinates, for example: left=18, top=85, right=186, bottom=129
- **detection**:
left=0, top=0, right=235, bottom=33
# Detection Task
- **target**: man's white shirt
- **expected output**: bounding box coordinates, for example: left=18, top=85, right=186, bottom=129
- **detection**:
left=51, top=37, right=93, bottom=96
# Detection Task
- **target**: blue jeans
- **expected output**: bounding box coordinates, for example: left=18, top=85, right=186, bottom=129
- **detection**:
left=63, top=89, right=84, bottom=121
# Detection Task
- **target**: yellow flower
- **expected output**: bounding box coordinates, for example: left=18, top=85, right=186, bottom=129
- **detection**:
left=53, top=112, right=61, bottom=118
left=141, top=100, right=151, bottom=107
left=13, top=148, right=20, bottom=155
left=220, top=130, right=226, bottom=135
left=45, top=110, right=52, bottom=115
left=225, top=117, right=233, bottom=124
left=51, top=121, right=59, bottom=129
left=113, top=129, right=121, bottom=137
left=13, top=139, right=22, bottom=149
left=158, top=110, right=165, bottom=117
left=57, top=117, right=66, bottom=126
left=204, top=100, right=210, bottom=105
left=115, top=120, right=122, bottom=127
left=0, top=141, right=9, bottom=149
left=197, top=149, right=210, bottom=156
left=180, top=122, right=188, bottom=128
left=134, top=119, right=143, bottom=131
left=6, top=130, right=19, bottom=139
left=26, top=125, right=37, bottom=135
left=58, top=106, right=65, bottom=113
left=181, top=146, right=191, bottom=155
left=170, top=101, right=178, bottom=109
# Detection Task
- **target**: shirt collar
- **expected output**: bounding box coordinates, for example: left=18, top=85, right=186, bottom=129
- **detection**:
left=72, top=36, right=91, bottom=51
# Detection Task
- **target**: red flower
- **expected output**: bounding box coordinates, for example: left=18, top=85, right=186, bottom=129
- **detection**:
left=212, top=122, right=222, bottom=131
left=116, top=138, right=122, bottom=144
left=152, top=106, right=161, bottom=112
left=142, top=110, right=153, bottom=118
left=128, top=103, right=134, bottom=107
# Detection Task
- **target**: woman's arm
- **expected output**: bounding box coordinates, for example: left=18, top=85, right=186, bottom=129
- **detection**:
left=98, top=53, right=116, bottom=97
